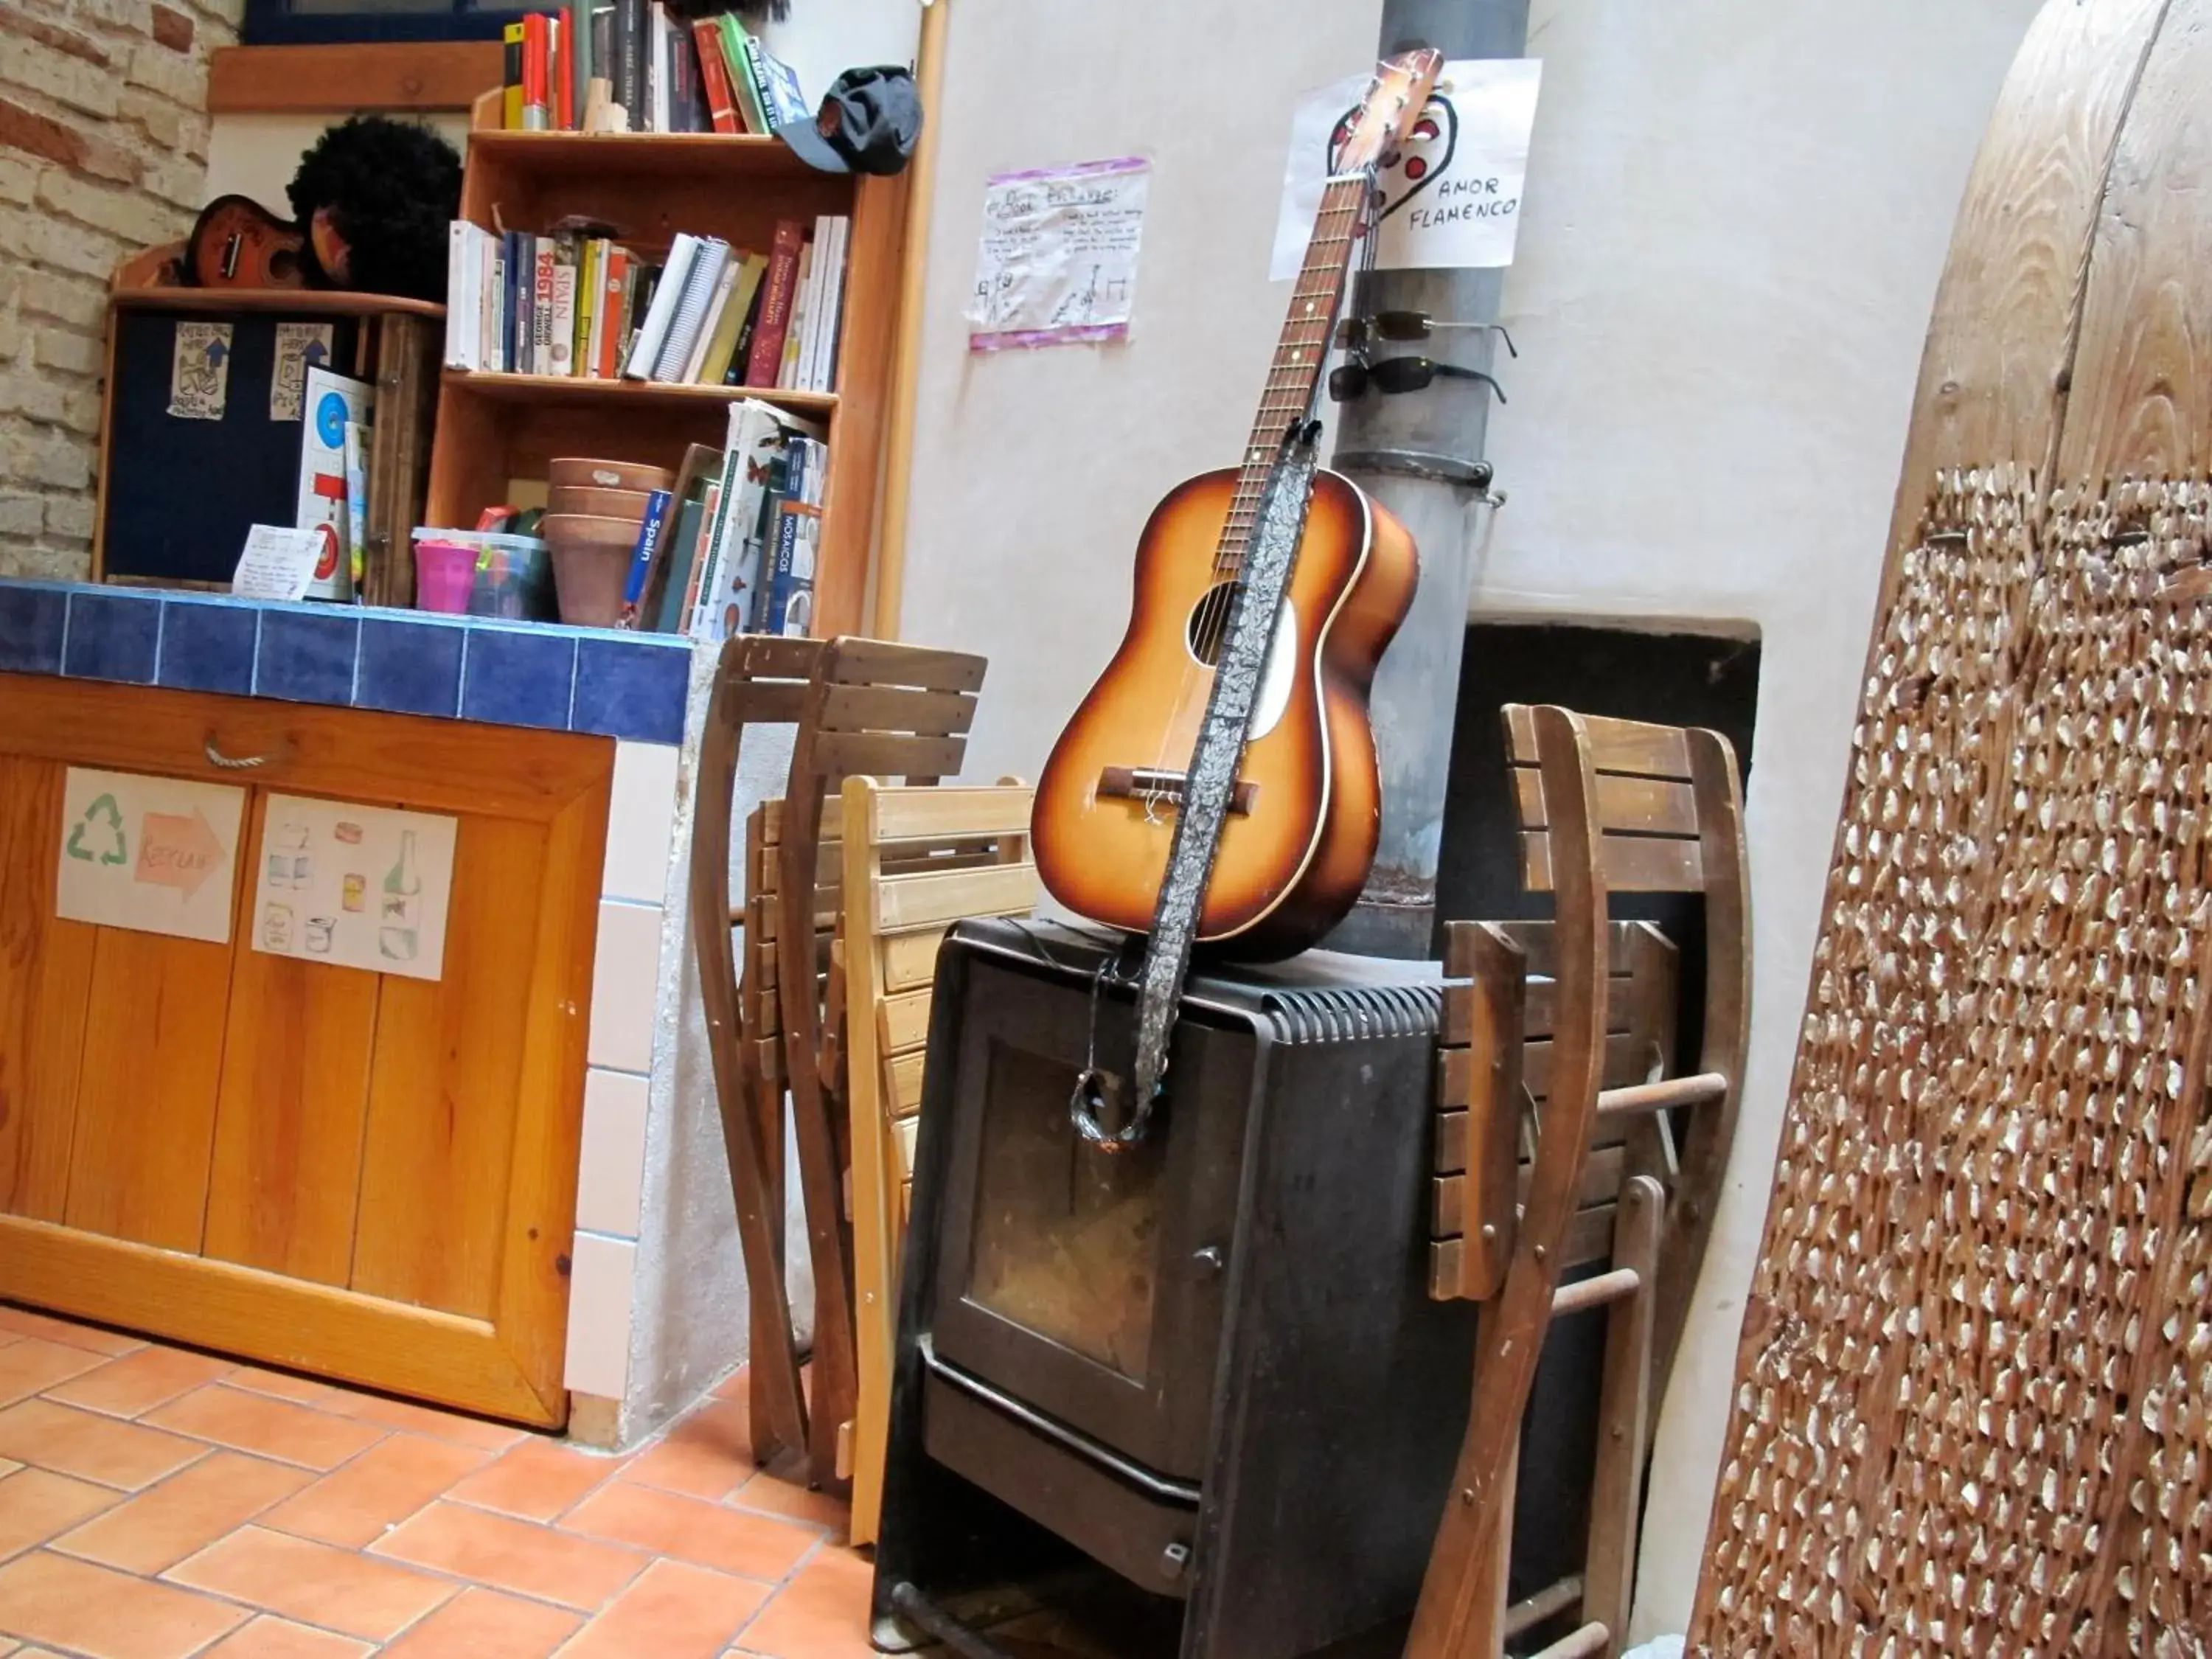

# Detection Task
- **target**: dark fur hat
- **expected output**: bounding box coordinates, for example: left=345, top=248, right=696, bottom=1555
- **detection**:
left=288, top=116, right=462, bottom=302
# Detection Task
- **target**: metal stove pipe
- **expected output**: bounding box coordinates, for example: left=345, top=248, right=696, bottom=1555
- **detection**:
left=1325, top=0, right=1530, bottom=959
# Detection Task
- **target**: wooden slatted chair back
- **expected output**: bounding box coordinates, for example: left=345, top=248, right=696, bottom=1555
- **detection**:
left=841, top=776, right=1038, bottom=1548
left=1430, top=919, right=1677, bottom=1303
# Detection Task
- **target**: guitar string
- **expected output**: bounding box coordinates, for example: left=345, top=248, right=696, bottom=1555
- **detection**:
left=1164, top=182, right=1365, bottom=785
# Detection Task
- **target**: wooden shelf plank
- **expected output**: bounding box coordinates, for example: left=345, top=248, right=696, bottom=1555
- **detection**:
left=114, top=289, right=447, bottom=321
left=465, top=128, right=825, bottom=184
left=209, top=43, right=501, bottom=114
left=443, top=371, right=836, bottom=417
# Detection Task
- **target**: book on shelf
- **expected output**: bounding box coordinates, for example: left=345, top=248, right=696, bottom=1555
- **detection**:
left=685, top=398, right=826, bottom=641
left=444, top=214, right=846, bottom=392
left=501, top=1, right=795, bottom=133
left=776, top=240, right=812, bottom=394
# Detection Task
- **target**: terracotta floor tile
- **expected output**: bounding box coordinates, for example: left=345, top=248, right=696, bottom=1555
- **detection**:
left=166, top=1526, right=456, bottom=1641
left=618, top=1398, right=756, bottom=1501
left=0, top=1307, right=143, bottom=1357
left=329, top=1392, right=529, bottom=1454
left=44, top=1346, right=236, bottom=1419
left=728, top=1469, right=849, bottom=1533
left=226, top=1367, right=361, bottom=1412
left=730, top=1545, right=873, bottom=1659
left=0, top=1469, right=118, bottom=1559
left=371, top=1501, right=646, bottom=1611
left=561, top=1481, right=815, bottom=1582
left=380, top=1587, right=581, bottom=1658
left=446, top=1435, right=616, bottom=1523
left=0, top=1339, right=106, bottom=1407
left=143, top=1385, right=386, bottom=1471
left=0, top=1551, right=248, bottom=1658
left=55, top=1450, right=314, bottom=1574
left=204, top=1615, right=374, bottom=1657
left=0, top=1399, right=206, bottom=1491
left=557, top=1558, right=771, bottom=1658
left=260, top=1433, right=489, bottom=1549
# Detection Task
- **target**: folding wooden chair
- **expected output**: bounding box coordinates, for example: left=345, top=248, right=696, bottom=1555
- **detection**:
left=774, top=638, right=987, bottom=1490
left=693, top=637, right=829, bottom=1472
left=1409, top=704, right=1748, bottom=1659
left=841, top=777, right=1040, bottom=1545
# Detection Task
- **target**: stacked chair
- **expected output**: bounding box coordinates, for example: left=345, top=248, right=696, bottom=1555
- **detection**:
left=1411, top=704, right=1749, bottom=1659
left=692, top=634, right=1041, bottom=1503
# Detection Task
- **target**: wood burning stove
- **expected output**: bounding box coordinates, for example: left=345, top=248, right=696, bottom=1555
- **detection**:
left=874, top=919, right=1478, bottom=1659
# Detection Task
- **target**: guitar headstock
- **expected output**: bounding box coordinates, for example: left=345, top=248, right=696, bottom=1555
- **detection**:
left=1331, top=48, right=1444, bottom=177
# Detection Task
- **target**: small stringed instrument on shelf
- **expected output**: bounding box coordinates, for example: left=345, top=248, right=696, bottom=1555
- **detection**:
left=1032, top=50, right=1439, bottom=960
left=184, top=195, right=312, bottom=290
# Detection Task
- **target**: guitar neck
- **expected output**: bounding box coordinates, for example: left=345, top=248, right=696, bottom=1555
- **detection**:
left=1216, top=173, right=1371, bottom=577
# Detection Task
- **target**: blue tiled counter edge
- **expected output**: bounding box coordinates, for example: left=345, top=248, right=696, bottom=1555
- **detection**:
left=0, top=580, right=694, bottom=748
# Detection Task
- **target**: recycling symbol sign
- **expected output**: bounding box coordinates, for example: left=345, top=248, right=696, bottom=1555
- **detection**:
left=66, top=793, right=128, bottom=866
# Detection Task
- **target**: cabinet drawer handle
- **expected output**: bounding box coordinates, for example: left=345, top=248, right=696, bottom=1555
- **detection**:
left=204, top=734, right=276, bottom=771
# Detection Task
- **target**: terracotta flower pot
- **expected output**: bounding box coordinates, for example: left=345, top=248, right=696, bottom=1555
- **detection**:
left=543, top=513, right=639, bottom=627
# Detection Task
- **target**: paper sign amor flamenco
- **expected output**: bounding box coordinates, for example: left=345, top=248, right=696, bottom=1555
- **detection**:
left=1270, top=58, right=1543, bottom=278
left=55, top=768, right=245, bottom=945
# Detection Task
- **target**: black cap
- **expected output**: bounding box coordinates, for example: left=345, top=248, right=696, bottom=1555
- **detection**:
left=775, top=66, right=921, bottom=176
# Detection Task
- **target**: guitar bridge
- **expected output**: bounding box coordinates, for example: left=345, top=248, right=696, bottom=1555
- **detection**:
left=1099, top=767, right=1258, bottom=816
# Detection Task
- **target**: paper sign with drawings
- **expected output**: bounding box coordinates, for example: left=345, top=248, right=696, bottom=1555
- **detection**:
left=54, top=768, right=245, bottom=945
left=966, top=157, right=1150, bottom=350
left=251, top=793, right=457, bottom=982
left=1270, top=58, right=1543, bottom=277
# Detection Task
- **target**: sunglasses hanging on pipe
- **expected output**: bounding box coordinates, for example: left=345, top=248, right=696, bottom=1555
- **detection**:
left=1334, top=315, right=1519, bottom=356
left=1329, top=356, right=1508, bottom=404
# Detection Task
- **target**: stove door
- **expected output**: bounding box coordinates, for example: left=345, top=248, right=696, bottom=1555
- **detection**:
left=930, top=958, right=1251, bottom=1482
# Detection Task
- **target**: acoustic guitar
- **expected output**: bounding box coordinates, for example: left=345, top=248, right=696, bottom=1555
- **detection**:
left=1032, top=52, right=1438, bottom=959
left=184, top=195, right=311, bottom=289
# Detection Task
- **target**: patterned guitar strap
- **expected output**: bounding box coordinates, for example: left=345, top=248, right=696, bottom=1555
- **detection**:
left=1070, top=420, right=1324, bottom=1150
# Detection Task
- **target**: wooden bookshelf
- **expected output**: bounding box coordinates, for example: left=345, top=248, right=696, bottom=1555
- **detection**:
left=422, top=93, right=910, bottom=637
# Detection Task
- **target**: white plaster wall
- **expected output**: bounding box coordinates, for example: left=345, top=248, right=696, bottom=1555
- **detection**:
left=895, top=0, right=2042, bottom=1638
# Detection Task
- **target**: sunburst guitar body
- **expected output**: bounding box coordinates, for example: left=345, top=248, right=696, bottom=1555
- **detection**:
left=1032, top=467, right=1417, bottom=959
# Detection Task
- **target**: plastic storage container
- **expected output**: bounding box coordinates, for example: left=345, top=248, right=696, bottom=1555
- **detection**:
left=409, top=529, right=556, bottom=622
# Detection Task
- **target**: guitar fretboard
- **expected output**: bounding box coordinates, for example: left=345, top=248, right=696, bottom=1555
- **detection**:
left=1214, top=174, right=1371, bottom=578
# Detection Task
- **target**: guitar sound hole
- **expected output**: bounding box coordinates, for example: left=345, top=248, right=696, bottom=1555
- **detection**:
left=1185, top=580, right=1243, bottom=667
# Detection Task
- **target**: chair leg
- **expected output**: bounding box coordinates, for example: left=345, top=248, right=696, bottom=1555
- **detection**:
left=779, top=802, right=860, bottom=1491
left=1581, top=1176, right=1665, bottom=1654
left=745, top=1063, right=801, bottom=1461
left=1468, top=1441, right=1517, bottom=1656
left=712, top=1048, right=807, bottom=1464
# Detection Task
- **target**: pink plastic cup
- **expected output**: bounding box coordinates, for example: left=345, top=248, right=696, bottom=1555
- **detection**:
left=414, top=539, right=477, bottom=613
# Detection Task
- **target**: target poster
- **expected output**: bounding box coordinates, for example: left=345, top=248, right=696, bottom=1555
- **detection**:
left=294, top=366, right=371, bottom=601
left=1270, top=58, right=1543, bottom=278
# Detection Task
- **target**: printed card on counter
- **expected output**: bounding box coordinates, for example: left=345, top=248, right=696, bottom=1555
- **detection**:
left=232, top=524, right=324, bottom=601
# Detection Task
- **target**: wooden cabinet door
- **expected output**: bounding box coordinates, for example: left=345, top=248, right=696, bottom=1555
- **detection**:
left=0, top=674, right=611, bottom=1427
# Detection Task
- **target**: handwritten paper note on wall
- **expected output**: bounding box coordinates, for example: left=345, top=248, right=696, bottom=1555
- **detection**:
left=55, top=768, right=244, bottom=944
left=251, top=793, right=457, bottom=982
left=967, top=157, right=1150, bottom=351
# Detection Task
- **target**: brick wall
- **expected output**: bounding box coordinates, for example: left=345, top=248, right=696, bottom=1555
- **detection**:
left=0, top=0, right=244, bottom=580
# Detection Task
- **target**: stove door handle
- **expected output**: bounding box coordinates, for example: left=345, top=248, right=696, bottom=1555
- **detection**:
left=917, top=1335, right=1203, bottom=1506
